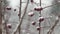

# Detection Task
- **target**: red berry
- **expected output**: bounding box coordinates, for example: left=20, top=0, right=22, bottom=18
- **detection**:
left=6, top=7, right=11, bottom=10
left=18, top=14, right=20, bottom=16
left=7, top=24, right=12, bottom=29
left=32, top=21, right=36, bottom=25
left=28, top=12, right=34, bottom=17
left=14, top=9, right=16, bottom=11
left=36, top=26, right=41, bottom=30
left=31, top=0, right=34, bottom=3
left=58, top=15, right=60, bottom=17
left=1, top=1, right=2, bottom=2
left=38, top=17, right=44, bottom=22
left=34, top=7, right=43, bottom=11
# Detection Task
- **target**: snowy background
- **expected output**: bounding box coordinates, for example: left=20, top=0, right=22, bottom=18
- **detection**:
left=2, top=0, right=60, bottom=34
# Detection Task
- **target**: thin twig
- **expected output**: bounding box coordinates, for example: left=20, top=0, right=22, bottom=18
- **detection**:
left=4, top=0, right=9, bottom=34
left=14, top=0, right=22, bottom=34
left=18, top=0, right=22, bottom=34
left=14, top=0, right=29, bottom=34
left=0, top=0, right=2, bottom=34
left=43, top=3, right=59, bottom=9
left=47, top=17, right=59, bottom=34
left=39, top=0, right=41, bottom=34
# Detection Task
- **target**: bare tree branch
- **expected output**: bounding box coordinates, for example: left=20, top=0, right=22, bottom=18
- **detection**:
left=18, top=0, right=22, bottom=34
left=43, top=3, right=60, bottom=9
left=14, top=0, right=29, bottom=34
left=47, top=17, right=59, bottom=34
left=39, top=0, right=42, bottom=34
left=0, top=0, right=2, bottom=34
